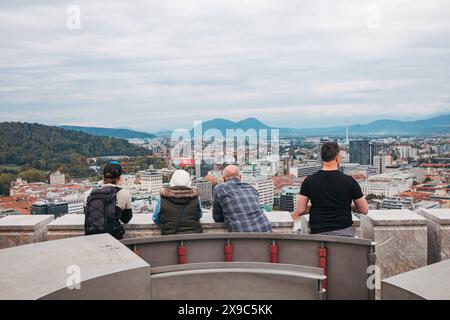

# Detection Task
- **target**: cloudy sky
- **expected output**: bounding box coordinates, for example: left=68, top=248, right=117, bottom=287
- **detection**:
left=0, top=0, right=450, bottom=132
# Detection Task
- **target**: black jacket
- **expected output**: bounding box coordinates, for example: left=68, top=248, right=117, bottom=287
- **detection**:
left=159, top=186, right=203, bottom=235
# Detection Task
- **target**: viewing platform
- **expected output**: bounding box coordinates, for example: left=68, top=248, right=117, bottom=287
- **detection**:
left=0, top=209, right=449, bottom=300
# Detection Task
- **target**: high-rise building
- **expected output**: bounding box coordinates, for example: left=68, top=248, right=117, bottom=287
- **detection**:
left=369, top=143, right=380, bottom=166
left=349, top=139, right=370, bottom=165
left=50, top=171, right=65, bottom=185
left=139, top=169, right=163, bottom=198
left=193, top=178, right=213, bottom=205
left=242, top=175, right=274, bottom=208
left=345, top=121, right=350, bottom=145
left=279, top=186, right=300, bottom=212
left=373, top=155, right=392, bottom=174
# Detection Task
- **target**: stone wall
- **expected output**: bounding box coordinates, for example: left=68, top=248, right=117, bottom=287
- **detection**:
left=43, top=211, right=295, bottom=243
left=417, top=209, right=450, bottom=264
left=0, top=215, right=54, bottom=249
left=360, top=210, right=428, bottom=279
left=2, top=209, right=449, bottom=284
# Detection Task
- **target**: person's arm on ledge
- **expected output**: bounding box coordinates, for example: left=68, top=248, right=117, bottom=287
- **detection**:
left=152, top=199, right=161, bottom=225
left=120, top=209, right=133, bottom=224
left=291, top=195, right=310, bottom=220
left=212, top=193, right=224, bottom=222
left=352, top=197, right=369, bottom=215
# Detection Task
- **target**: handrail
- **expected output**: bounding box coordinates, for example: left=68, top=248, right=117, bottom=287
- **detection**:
left=121, top=232, right=375, bottom=246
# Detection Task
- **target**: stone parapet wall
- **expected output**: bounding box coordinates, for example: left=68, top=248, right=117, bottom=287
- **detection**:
left=0, top=215, right=54, bottom=249
left=1, top=209, right=449, bottom=283
left=417, top=208, right=450, bottom=264
left=360, top=210, right=428, bottom=279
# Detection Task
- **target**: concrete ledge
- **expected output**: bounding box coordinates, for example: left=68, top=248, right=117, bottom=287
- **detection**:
left=417, top=208, right=450, bottom=264
left=0, top=234, right=150, bottom=300
left=0, top=215, right=54, bottom=249
left=361, top=210, right=427, bottom=279
left=382, top=259, right=450, bottom=300
left=46, top=212, right=295, bottom=241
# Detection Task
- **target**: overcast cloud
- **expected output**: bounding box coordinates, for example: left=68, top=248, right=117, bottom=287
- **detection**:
left=0, top=0, right=450, bottom=131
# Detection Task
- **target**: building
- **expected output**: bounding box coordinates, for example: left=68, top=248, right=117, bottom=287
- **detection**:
left=139, top=170, right=163, bottom=198
left=368, top=172, right=415, bottom=188
left=272, top=174, right=301, bottom=193
left=61, top=194, right=85, bottom=215
left=396, top=146, right=418, bottom=160
left=369, top=143, right=380, bottom=166
left=340, top=163, right=378, bottom=179
left=373, top=155, right=392, bottom=174
left=193, top=178, right=213, bottom=205
left=297, top=164, right=322, bottom=178
left=360, top=181, right=410, bottom=198
left=119, top=175, right=136, bottom=189
left=381, top=197, right=414, bottom=210
left=279, top=186, right=300, bottom=212
left=350, top=139, right=370, bottom=165
left=242, top=175, right=274, bottom=208
left=49, top=171, right=65, bottom=185
left=31, top=201, right=69, bottom=218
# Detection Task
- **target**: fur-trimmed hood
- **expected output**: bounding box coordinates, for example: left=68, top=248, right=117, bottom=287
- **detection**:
left=160, top=186, right=199, bottom=199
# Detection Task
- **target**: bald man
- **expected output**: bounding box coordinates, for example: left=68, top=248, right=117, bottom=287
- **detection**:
left=212, top=165, right=272, bottom=232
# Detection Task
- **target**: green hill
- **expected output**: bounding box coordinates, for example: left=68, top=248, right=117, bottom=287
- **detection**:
left=0, top=122, right=151, bottom=172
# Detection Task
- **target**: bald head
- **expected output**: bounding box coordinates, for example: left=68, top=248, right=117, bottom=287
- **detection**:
left=223, top=165, right=241, bottom=181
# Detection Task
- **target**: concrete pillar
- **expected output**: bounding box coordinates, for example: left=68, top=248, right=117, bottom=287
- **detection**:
left=360, top=210, right=427, bottom=279
left=0, top=215, right=54, bottom=249
left=417, top=208, right=450, bottom=264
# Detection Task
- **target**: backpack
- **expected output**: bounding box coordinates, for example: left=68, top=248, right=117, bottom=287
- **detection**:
left=84, top=185, right=124, bottom=239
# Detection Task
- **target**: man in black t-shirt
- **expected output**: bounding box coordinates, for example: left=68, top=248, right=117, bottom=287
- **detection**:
left=292, top=142, right=368, bottom=237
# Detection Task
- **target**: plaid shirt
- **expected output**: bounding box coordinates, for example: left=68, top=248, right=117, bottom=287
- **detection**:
left=213, top=178, right=272, bottom=232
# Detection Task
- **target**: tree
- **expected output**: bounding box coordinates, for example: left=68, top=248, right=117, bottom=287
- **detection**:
left=18, top=169, right=48, bottom=183
left=0, top=173, right=16, bottom=196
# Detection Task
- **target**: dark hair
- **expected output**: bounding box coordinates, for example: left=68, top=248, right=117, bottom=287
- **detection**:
left=103, top=177, right=120, bottom=184
left=321, top=142, right=340, bottom=162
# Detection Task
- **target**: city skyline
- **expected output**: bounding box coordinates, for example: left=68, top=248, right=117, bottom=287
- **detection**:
left=1, top=1, right=450, bottom=131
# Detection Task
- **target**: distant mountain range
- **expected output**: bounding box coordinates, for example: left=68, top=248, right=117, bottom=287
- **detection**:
left=280, top=114, right=450, bottom=137
left=191, top=117, right=271, bottom=135
left=61, top=114, right=449, bottom=139
left=190, top=114, right=450, bottom=137
left=60, top=125, right=156, bottom=139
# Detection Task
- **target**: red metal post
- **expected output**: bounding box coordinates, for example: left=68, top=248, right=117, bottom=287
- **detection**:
left=319, top=243, right=327, bottom=289
left=224, top=239, right=233, bottom=262
left=270, top=239, right=278, bottom=263
left=178, top=241, right=187, bottom=264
